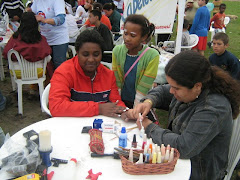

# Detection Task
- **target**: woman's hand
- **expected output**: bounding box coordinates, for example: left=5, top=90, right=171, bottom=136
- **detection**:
left=136, top=117, right=153, bottom=130
left=128, top=100, right=152, bottom=119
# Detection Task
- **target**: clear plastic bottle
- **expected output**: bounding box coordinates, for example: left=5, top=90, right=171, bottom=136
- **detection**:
left=119, top=127, right=127, bottom=148
left=62, top=158, right=78, bottom=180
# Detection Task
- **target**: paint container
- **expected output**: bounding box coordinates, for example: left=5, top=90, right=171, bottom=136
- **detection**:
left=132, top=134, right=137, bottom=148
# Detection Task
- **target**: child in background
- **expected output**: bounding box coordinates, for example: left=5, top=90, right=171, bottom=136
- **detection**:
left=112, top=14, right=159, bottom=108
left=212, top=0, right=222, bottom=16
left=88, top=10, right=113, bottom=51
left=65, top=8, right=79, bottom=44
left=84, top=2, right=112, bottom=30
left=210, top=3, right=226, bottom=34
left=103, top=2, right=121, bottom=33
left=162, top=19, right=190, bottom=53
left=190, top=0, right=210, bottom=56
left=209, top=32, right=240, bottom=80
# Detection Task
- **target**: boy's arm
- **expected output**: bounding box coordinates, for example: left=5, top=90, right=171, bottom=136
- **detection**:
left=228, top=56, right=240, bottom=79
left=190, top=9, right=200, bottom=34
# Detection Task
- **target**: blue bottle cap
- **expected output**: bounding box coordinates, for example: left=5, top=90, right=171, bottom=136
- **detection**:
left=121, top=127, right=126, bottom=133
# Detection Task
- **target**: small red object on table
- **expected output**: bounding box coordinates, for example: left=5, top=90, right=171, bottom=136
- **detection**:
left=88, top=129, right=104, bottom=154
left=86, top=169, right=102, bottom=180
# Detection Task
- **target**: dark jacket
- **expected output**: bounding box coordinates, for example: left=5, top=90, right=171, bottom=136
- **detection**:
left=142, top=84, right=233, bottom=180
left=209, top=50, right=240, bottom=80
left=94, top=23, right=114, bottom=51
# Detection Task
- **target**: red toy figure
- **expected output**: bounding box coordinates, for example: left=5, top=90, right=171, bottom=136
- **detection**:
left=86, top=169, right=102, bottom=180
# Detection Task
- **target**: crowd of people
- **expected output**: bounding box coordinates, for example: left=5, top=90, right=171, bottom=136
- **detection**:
left=0, top=0, right=240, bottom=179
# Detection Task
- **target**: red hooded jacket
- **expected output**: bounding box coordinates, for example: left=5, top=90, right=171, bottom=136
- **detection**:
left=49, top=56, right=126, bottom=117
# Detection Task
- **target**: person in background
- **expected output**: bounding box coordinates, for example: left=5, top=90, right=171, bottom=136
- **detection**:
left=82, top=0, right=93, bottom=13
left=0, top=0, right=24, bottom=22
left=212, top=0, right=222, bottom=16
left=184, top=0, right=199, bottom=31
left=209, top=32, right=240, bottom=80
left=112, top=14, right=159, bottom=109
left=75, top=2, right=87, bottom=19
left=26, top=0, right=33, bottom=8
left=65, top=0, right=74, bottom=15
left=29, top=0, right=69, bottom=69
left=190, top=0, right=210, bottom=56
left=113, top=0, right=124, bottom=14
left=162, top=19, right=190, bottom=53
left=88, top=9, right=113, bottom=51
left=210, top=3, right=226, bottom=34
left=78, top=0, right=85, bottom=6
left=84, top=2, right=112, bottom=30
left=65, top=8, right=79, bottom=44
left=126, top=50, right=240, bottom=179
left=3, top=12, right=52, bottom=99
left=0, top=90, right=12, bottom=112
left=103, top=2, right=121, bottom=33
left=97, top=0, right=112, bottom=5
left=49, top=29, right=126, bottom=117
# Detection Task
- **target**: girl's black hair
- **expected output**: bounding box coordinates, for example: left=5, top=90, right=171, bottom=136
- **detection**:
left=13, top=12, right=42, bottom=43
left=165, top=50, right=240, bottom=119
left=93, top=2, right=103, bottom=11
left=124, top=14, right=155, bottom=41
left=75, top=29, right=105, bottom=54
left=90, top=9, right=102, bottom=20
left=103, top=2, right=116, bottom=11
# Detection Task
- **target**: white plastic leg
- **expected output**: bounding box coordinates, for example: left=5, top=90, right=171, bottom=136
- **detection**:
left=17, top=83, right=23, bottom=114
left=38, top=81, right=44, bottom=112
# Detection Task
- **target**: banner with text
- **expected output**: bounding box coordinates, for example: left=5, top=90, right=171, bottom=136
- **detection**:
left=122, top=0, right=178, bottom=34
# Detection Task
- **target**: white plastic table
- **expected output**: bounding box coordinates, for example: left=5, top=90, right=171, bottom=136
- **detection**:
left=0, top=116, right=191, bottom=179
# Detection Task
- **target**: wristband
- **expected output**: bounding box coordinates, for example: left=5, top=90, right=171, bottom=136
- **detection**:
left=144, top=99, right=153, bottom=106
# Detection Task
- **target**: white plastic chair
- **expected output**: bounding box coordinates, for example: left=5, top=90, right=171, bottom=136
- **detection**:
left=181, top=34, right=199, bottom=49
left=7, top=49, right=51, bottom=114
left=68, top=45, right=77, bottom=57
left=224, top=115, right=240, bottom=180
left=114, top=35, right=124, bottom=46
left=41, top=83, right=51, bottom=116
left=162, top=34, right=199, bottom=51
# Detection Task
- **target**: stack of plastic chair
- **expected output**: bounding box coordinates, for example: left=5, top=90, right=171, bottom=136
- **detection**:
left=181, top=34, right=199, bottom=50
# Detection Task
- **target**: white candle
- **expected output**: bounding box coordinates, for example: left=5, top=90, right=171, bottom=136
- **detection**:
left=39, top=130, right=51, bottom=152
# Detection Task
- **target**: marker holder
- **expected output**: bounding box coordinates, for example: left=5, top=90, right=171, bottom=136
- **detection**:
left=120, top=148, right=180, bottom=175
left=39, top=147, right=53, bottom=167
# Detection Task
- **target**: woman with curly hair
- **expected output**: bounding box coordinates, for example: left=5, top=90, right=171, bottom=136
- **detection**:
left=126, top=50, right=240, bottom=179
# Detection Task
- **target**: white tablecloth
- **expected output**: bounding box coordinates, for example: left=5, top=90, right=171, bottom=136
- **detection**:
left=0, top=116, right=191, bottom=179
